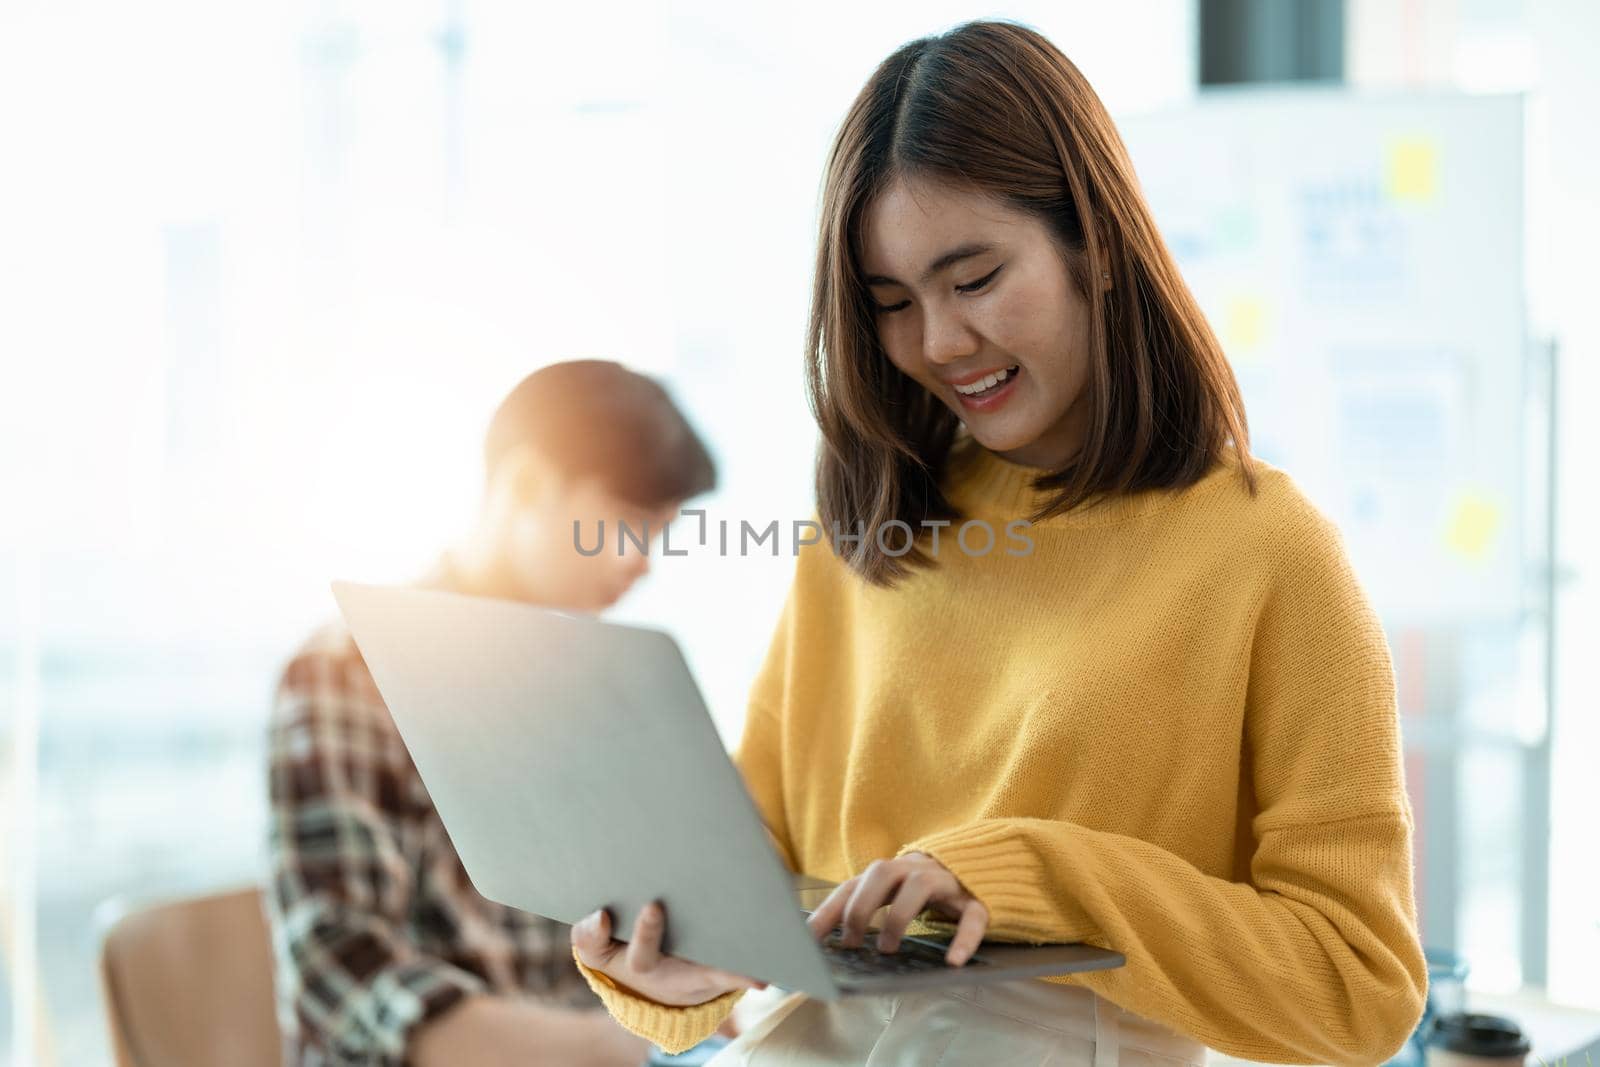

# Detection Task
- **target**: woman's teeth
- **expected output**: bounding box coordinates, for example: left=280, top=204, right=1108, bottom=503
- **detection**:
left=955, top=366, right=1018, bottom=396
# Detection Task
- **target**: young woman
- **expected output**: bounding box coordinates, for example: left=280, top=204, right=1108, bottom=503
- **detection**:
left=572, top=19, right=1428, bottom=1066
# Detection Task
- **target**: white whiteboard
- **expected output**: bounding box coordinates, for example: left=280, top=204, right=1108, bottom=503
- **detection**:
left=1118, top=88, right=1527, bottom=626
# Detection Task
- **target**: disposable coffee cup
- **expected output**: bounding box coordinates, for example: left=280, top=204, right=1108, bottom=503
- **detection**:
left=1425, top=1013, right=1531, bottom=1067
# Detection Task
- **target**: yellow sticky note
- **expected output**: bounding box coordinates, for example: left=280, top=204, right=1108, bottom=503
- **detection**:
left=1225, top=295, right=1267, bottom=358
left=1387, top=138, right=1439, bottom=203
left=1444, top=490, right=1501, bottom=562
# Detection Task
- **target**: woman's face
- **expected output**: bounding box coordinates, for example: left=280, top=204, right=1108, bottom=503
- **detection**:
left=859, top=174, right=1106, bottom=470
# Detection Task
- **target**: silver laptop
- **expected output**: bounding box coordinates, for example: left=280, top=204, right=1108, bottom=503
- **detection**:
left=330, top=581, right=1125, bottom=999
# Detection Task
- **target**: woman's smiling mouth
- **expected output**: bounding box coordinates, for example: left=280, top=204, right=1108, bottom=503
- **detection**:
left=950, top=364, right=1021, bottom=409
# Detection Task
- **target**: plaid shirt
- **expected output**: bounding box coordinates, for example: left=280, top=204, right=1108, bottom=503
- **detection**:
left=265, top=603, right=600, bottom=1066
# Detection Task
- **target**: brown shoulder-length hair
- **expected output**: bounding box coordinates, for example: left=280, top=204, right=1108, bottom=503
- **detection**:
left=807, top=18, right=1258, bottom=586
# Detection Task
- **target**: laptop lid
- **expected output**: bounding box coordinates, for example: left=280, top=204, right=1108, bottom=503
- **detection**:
left=330, top=581, right=839, bottom=998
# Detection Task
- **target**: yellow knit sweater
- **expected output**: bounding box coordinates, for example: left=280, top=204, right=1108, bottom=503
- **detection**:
left=574, top=436, right=1428, bottom=1065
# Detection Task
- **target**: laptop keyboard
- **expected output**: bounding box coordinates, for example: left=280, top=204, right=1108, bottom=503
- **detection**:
left=820, top=930, right=990, bottom=977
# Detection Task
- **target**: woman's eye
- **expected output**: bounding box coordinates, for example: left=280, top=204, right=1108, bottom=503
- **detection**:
left=872, top=264, right=1003, bottom=315
left=956, top=264, right=1003, bottom=293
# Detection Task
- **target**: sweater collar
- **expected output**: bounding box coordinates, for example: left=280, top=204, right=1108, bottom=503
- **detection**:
left=943, top=431, right=1237, bottom=527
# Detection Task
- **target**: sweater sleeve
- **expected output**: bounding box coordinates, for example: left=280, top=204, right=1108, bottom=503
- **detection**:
left=572, top=574, right=803, bottom=1053
left=569, top=956, right=745, bottom=1056
left=900, top=508, right=1429, bottom=1066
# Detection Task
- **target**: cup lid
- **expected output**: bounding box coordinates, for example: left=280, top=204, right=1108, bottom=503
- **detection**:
left=1429, top=1013, right=1532, bottom=1057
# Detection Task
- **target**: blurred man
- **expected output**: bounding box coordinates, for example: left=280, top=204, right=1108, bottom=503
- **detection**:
left=265, top=360, right=718, bottom=1067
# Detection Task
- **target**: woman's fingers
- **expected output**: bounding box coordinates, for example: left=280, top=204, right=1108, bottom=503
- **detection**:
left=946, top=899, right=990, bottom=966
left=572, top=907, right=615, bottom=968
left=807, top=857, right=989, bottom=968
left=625, top=901, right=665, bottom=972
left=805, top=882, right=851, bottom=940
left=840, top=862, right=901, bottom=946
left=571, top=903, right=768, bottom=1006
left=877, top=873, right=934, bottom=953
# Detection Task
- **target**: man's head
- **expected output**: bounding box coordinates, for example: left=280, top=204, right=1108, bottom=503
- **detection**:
left=461, top=360, right=716, bottom=612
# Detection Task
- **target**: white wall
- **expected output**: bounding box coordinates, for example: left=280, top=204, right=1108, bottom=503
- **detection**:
left=1348, top=0, right=1600, bottom=1009
left=1527, top=0, right=1600, bottom=1013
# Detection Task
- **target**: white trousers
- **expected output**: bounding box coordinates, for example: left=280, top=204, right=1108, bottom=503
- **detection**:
left=707, top=978, right=1208, bottom=1066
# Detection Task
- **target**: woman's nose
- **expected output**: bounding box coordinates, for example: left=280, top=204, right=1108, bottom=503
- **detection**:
left=923, top=306, right=978, bottom=366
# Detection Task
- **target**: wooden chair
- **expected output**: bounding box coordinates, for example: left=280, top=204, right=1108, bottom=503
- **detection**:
left=99, top=886, right=281, bottom=1067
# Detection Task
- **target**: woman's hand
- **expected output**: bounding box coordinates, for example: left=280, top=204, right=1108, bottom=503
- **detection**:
left=804, top=852, right=989, bottom=966
left=572, top=901, right=768, bottom=1007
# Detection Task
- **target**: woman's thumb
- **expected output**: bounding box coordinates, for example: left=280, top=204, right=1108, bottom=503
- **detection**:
left=572, top=908, right=611, bottom=960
